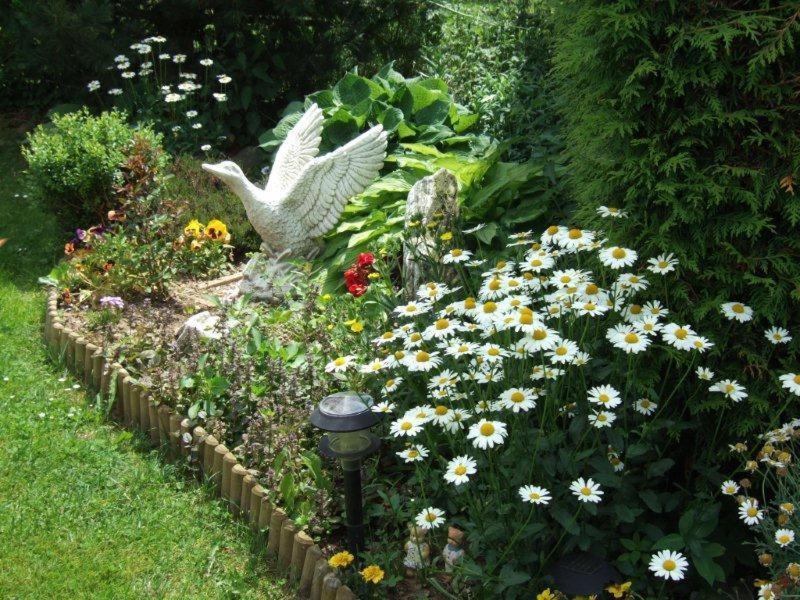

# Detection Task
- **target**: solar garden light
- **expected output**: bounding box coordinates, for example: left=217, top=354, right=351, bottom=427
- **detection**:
left=311, top=391, right=381, bottom=554
left=549, top=552, right=620, bottom=595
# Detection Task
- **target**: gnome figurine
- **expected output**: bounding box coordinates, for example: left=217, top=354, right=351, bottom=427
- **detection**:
left=442, top=526, right=466, bottom=573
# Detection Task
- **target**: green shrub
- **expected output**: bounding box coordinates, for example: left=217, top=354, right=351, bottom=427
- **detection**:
left=23, top=109, right=165, bottom=224
left=550, top=1, right=800, bottom=437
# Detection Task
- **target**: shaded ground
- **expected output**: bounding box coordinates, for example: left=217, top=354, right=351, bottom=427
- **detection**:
left=0, top=118, right=290, bottom=599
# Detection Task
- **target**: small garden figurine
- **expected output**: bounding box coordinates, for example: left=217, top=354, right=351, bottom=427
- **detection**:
left=442, top=526, right=465, bottom=573
left=403, top=524, right=430, bottom=576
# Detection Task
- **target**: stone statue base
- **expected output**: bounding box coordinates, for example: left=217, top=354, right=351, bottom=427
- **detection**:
left=236, top=251, right=298, bottom=302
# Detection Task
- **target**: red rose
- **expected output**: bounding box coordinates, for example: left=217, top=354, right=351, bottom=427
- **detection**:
left=344, top=268, right=365, bottom=286
left=348, top=283, right=367, bottom=297
left=356, top=252, right=375, bottom=268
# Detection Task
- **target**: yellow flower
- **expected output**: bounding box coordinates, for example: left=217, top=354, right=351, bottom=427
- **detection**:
left=606, top=581, right=632, bottom=598
left=205, top=219, right=229, bottom=242
left=328, top=551, right=354, bottom=569
left=536, top=590, right=556, bottom=600
left=360, top=564, right=385, bottom=584
left=408, top=220, right=420, bottom=227
left=367, top=272, right=381, bottom=280
left=184, top=219, right=203, bottom=238
left=320, top=293, right=332, bottom=302
left=190, top=239, right=203, bottom=252
left=344, top=319, right=364, bottom=333
left=440, top=231, right=453, bottom=241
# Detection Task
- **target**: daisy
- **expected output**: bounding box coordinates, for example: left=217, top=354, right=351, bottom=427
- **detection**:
left=359, top=358, right=385, bottom=374
left=588, top=385, right=622, bottom=409
left=479, top=276, right=506, bottom=300
left=609, top=327, right=651, bottom=354
left=571, top=351, right=591, bottom=366
left=444, top=455, right=477, bottom=485
left=415, top=507, right=445, bottom=530
left=547, top=339, right=579, bottom=364
left=765, top=326, right=792, bottom=344
left=199, top=58, right=214, bottom=67
left=648, top=550, right=688, bottom=581
left=519, top=485, right=552, bottom=505
left=617, top=272, right=649, bottom=292
left=642, top=300, right=669, bottom=319
left=633, top=316, right=663, bottom=335
left=467, top=419, right=508, bottom=449
left=429, top=388, right=451, bottom=403
left=739, top=498, right=764, bottom=525
left=325, top=355, right=355, bottom=373
left=570, top=478, right=603, bottom=503
left=576, top=300, right=610, bottom=317
left=541, top=225, right=567, bottom=245
left=480, top=343, right=509, bottom=363
left=108, top=88, right=123, bottom=95
left=498, top=388, right=537, bottom=412
left=373, top=330, right=398, bottom=345
left=662, top=323, right=697, bottom=351
left=402, top=332, right=425, bottom=348
left=559, top=228, right=595, bottom=250
left=443, top=408, right=471, bottom=433
left=442, top=248, right=472, bottom=264
left=418, top=282, right=456, bottom=303
left=402, top=350, right=442, bottom=372
left=596, top=205, right=627, bottom=218
left=200, top=144, right=211, bottom=152
left=608, top=453, right=625, bottom=472
left=598, top=246, right=637, bottom=269
left=395, top=301, right=432, bottom=318
left=550, top=269, right=588, bottom=289
left=780, top=373, right=800, bottom=396
left=397, top=445, right=428, bottom=463
left=720, top=480, right=740, bottom=496
left=406, top=406, right=434, bottom=423
left=390, top=416, right=423, bottom=438
left=589, top=410, right=616, bottom=428
left=87, top=80, right=100, bottom=92
left=646, top=254, right=678, bottom=275
left=696, top=367, right=714, bottom=381
left=523, top=253, right=555, bottom=273
left=476, top=369, right=504, bottom=385
left=213, top=92, right=228, bottom=102
left=444, top=340, right=478, bottom=358
left=709, top=379, right=748, bottom=402
left=429, top=370, right=458, bottom=389
left=471, top=300, right=503, bottom=326
left=381, top=377, right=403, bottom=394
left=521, top=327, right=560, bottom=352
left=371, top=401, right=395, bottom=414
left=621, top=303, right=646, bottom=322
left=634, top=398, right=657, bottom=415
left=216, top=74, right=232, bottom=83
left=721, top=301, right=754, bottom=323
left=691, top=336, right=714, bottom=353
left=776, top=529, right=796, bottom=548
left=423, top=317, right=463, bottom=340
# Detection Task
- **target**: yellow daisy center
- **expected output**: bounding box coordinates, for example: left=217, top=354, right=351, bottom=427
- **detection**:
left=407, top=450, right=419, bottom=458
left=488, top=347, right=500, bottom=356
left=581, top=487, right=591, bottom=496
left=546, top=225, right=559, bottom=235
left=779, top=534, right=791, bottom=544
left=598, top=414, right=608, bottom=422
left=457, top=345, right=469, bottom=353
left=510, top=391, right=525, bottom=403
left=747, top=507, right=758, bottom=517
left=529, top=492, right=541, bottom=500
left=555, top=346, right=568, bottom=356
left=435, top=318, right=450, bottom=330
left=480, top=423, right=495, bottom=436
left=599, top=394, right=610, bottom=403
left=464, top=297, right=476, bottom=309
left=385, top=379, right=395, bottom=387
left=675, top=328, right=688, bottom=340
left=629, top=276, right=640, bottom=284
left=435, top=405, right=448, bottom=416
left=533, top=329, right=547, bottom=340
left=612, top=248, right=626, bottom=259
left=333, top=357, right=346, bottom=366
left=586, top=283, right=599, bottom=295
left=508, top=279, right=520, bottom=288
left=483, top=301, right=497, bottom=313
left=568, top=228, right=582, bottom=240
left=454, top=465, right=467, bottom=476
left=405, top=305, right=417, bottom=313
left=584, top=302, right=596, bottom=311
left=416, top=351, right=430, bottom=363
left=630, top=304, right=642, bottom=314
left=451, top=249, right=463, bottom=257
left=794, top=375, right=800, bottom=385
left=496, top=261, right=506, bottom=269
left=394, top=351, right=405, bottom=360
left=663, top=559, right=676, bottom=571
left=560, top=275, right=572, bottom=284
left=410, top=333, right=422, bottom=342
left=725, top=384, right=735, bottom=394
left=401, top=422, right=413, bottom=431
left=530, top=259, right=543, bottom=267
left=425, top=512, right=437, bottom=522
left=624, top=333, right=639, bottom=344
left=488, top=278, right=501, bottom=291
left=732, top=303, right=745, bottom=313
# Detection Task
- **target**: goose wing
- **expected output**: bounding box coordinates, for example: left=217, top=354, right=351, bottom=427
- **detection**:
left=280, top=125, right=387, bottom=238
left=265, top=103, right=324, bottom=194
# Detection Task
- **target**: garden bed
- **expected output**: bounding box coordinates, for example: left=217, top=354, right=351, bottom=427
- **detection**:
left=43, top=290, right=361, bottom=600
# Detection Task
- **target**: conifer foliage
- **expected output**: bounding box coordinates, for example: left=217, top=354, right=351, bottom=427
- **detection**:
left=551, top=0, right=800, bottom=433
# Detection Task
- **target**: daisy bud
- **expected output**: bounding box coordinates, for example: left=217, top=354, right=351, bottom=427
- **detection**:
left=779, top=452, right=792, bottom=464
left=777, top=467, right=789, bottom=477
left=787, top=563, right=800, bottom=580
left=781, top=503, right=795, bottom=515
left=778, top=513, right=790, bottom=525
left=740, top=478, right=752, bottom=489
left=764, top=444, right=775, bottom=454
left=759, top=553, right=773, bottom=566
left=746, top=460, right=758, bottom=472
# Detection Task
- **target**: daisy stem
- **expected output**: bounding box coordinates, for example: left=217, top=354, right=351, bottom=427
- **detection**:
left=491, top=505, right=534, bottom=572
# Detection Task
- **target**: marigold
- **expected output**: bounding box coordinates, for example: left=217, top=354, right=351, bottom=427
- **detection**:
left=360, top=564, right=385, bottom=584
left=328, top=551, right=354, bottom=569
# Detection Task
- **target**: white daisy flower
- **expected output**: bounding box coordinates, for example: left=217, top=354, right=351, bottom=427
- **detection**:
left=479, top=343, right=509, bottom=363
left=648, top=550, right=688, bottom=581
left=359, top=358, right=385, bottom=374
left=373, top=330, right=398, bottom=346
left=497, top=388, right=537, bottom=412
left=576, top=300, right=610, bottom=317
left=616, top=272, right=649, bottom=292
left=765, top=326, right=792, bottom=344
left=213, top=92, right=227, bottom=102
left=415, top=507, right=445, bottom=530
left=662, top=323, right=697, bottom=351
left=405, top=406, right=434, bottom=423
left=589, top=410, right=616, bottom=428
left=217, top=74, right=232, bottom=84
left=720, top=301, right=754, bottom=323
left=523, top=253, right=555, bottom=273
left=642, top=300, right=669, bottom=319
left=596, top=205, right=627, bottom=218
left=442, top=248, right=472, bottom=264
left=476, top=368, right=504, bottom=385
left=588, top=385, right=622, bottom=409
left=429, top=370, right=458, bottom=389
left=598, top=246, right=637, bottom=269
left=417, top=282, right=457, bottom=303
left=467, top=419, right=507, bottom=449
left=720, top=480, right=740, bottom=496
left=423, top=317, right=463, bottom=340
left=402, top=332, right=425, bottom=349
left=519, top=485, right=552, bottom=505
left=108, top=88, right=123, bottom=95
left=199, top=58, right=214, bottom=66
left=164, top=93, right=183, bottom=103
left=114, top=54, right=128, bottom=62
left=571, top=351, right=592, bottom=366
left=444, top=455, right=477, bottom=485
left=430, top=404, right=453, bottom=425
left=87, top=80, right=100, bottom=91
left=397, top=445, right=428, bottom=463
left=633, top=316, right=663, bottom=335
left=394, top=301, right=432, bottom=318
left=158, top=52, right=170, bottom=60
left=541, top=225, right=567, bottom=245
left=558, top=228, right=595, bottom=250
left=443, top=340, right=478, bottom=359
left=609, top=326, right=651, bottom=354
left=325, top=355, right=355, bottom=373
left=709, top=379, right=748, bottom=402
left=646, top=253, right=678, bottom=275
left=775, top=528, right=795, bottom=547
left=521, top=327, right=560, bottom=352
left=547, top=339, right=579, bottom=364
left=739, top=498, right=764, bottom=525
left=570, top=477, right=603, bottom=503
left=443, top=408, right=471, bottom=433
left=121, top=71, right=135, bottom=79
left=550, top=268, right=589, bottom=289
left=389, top=416, right=423, bottom=438
left=381, top=377, right=402, bottom=394
left=371, top=401, right=395, bottom=414
left=780, top=373, right=800, bottom=396
left=690, top=336, right=714, bottom=353
left=634, top=398, right=657, bottom=415
left=186, top=109, right=199, bottom=117
left=696, top=366, right=715, bottom=381
left=401, top=350, right=442, bottom=372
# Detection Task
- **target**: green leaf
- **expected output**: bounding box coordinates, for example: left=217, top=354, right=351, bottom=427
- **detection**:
left=654, top=533, right=684, bottom=550
left=646, top=458, right=674, bottom=478
left=640, top=490, right=662, bottom=513
left=379, top=107, right=404, bottom=132
left=474, top=222, right=498, bottom=244
left=333, top=73, right=375, bottom=106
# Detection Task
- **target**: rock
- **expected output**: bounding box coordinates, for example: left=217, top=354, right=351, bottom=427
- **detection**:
left=403, top=168, right=459, bottom=297
left=235, top=252, right=298, bottom=302
left=175, top=311, right=239, bottom=347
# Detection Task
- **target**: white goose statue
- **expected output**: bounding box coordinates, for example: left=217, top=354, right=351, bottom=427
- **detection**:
left=202, top=103, right=388, bottom=259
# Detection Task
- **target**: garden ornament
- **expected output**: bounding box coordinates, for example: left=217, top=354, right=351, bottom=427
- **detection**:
left=442, top=526, right=465, bottom=573
left=403, top=524, right=431, bottom=575
left=202, top=103, right=387, bottom=300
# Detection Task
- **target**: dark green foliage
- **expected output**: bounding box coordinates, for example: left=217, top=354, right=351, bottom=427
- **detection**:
left=551, top=0, right=800, bottom=435
left=23, top=109, right=166, bottom=225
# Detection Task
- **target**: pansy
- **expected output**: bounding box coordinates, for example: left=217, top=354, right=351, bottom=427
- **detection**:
left=519, top=485, right=552, bottom=505
left=444, top=455, right=477, bottom=485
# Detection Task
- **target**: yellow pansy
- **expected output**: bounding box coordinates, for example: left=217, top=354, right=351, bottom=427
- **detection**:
left=606, top=581, right=632, bottom=598
left=184, top=219, right=202, bottom=238
left=205, top=219, right=229, bottom=242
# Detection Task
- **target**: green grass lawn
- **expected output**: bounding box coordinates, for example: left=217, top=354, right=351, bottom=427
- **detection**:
left=0, top=119, right=289, bottom=599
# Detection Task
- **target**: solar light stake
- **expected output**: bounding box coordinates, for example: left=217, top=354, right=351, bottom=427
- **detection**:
left=310, top=391, right=381, bottom=555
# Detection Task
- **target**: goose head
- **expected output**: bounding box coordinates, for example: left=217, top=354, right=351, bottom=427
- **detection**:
left=202, top=160, right=246, bottom=186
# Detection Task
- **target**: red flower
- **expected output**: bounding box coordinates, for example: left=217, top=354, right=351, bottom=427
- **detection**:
left=348, top=283, right=367, bottom=297
left=356, top=252, right=375, bottom=269
left=344, top=268, right=366, bottom=287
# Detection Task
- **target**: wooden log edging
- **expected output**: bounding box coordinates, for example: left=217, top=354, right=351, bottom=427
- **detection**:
left=42, top=292, right=349, bottom=598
